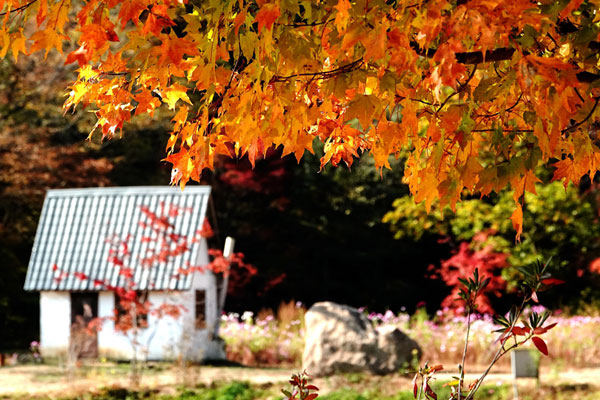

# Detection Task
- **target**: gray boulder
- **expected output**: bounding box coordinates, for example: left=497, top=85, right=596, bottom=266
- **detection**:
left=302, top=302, right=421, bottom=376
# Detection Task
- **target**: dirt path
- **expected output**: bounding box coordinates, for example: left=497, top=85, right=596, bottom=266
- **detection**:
left=0, top=364, right=297, bottom=397
left=0, top=364, right=598, bottom=398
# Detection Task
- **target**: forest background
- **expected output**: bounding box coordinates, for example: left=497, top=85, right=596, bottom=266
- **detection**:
left=1, top=47, right=600, bottom=352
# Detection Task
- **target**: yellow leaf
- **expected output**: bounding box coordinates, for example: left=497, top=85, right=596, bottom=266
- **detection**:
left=30, top=29, right=66, bottom=58
left=78, top=64, right=99, bottom=81
left=10, top=30, right=27, bottom=62
left=0, top=30, right=9, bottom=58
left=413, top=171, right=438, bottom=213
left=345, top=95, right=379, bottom=130
left=163, top=84, right=191, bottom=110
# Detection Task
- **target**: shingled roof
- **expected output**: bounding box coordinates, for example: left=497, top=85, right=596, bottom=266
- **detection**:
left=24, top=186, right=211, bottom=291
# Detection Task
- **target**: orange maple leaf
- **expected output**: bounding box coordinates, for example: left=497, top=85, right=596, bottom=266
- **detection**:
left=118, top=0, right=147, bottom=28
left=134, top=89, right=161, bottom=116
left=254, top=3, right=280, bottom=34
left=511, top=204, right=523, bottom=242
left=552, top=158, right=579, bottom=188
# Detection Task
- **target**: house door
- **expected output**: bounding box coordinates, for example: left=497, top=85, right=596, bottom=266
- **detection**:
left=70, top=292, right=99, bottom=359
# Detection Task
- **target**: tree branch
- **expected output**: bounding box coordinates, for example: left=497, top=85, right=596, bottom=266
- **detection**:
left=0, top=0, right=38, bottom=16
left=271, top=58, right=364, bottom=83
left=409, top=42, right=600, bottom=83
left=283, top=18, right=334, bottom=27
left=410, top=42, right=518, bottom=64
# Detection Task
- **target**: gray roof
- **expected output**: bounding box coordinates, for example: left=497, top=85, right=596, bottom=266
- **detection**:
left=24, top=186, right=212, bottom=291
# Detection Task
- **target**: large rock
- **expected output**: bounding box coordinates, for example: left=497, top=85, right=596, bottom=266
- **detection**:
left=302, top=302, right=421, bottom=376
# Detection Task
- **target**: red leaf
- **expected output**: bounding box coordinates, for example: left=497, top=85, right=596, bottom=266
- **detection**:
left=511, top=326, right=531, bottom=336
left=532, top=336, right=549, bottom=356
left=412, top=374, right=418, bottom=398
left=533, top=322, right=557, bottom=335
left=430, top=364, right=444, bottom=372
left=305, top=394, right=318, bottom=400
left=541, top=278, right=565, bottom=285
left=425, top=382, right=437, bottom=400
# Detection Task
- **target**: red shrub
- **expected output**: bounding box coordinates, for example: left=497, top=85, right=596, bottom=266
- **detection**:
left=430, top=239, right=508, bottom=314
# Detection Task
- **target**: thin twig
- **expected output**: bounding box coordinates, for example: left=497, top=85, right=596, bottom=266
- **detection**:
left=283, top=18, right=334, bottom=27
left=457, top=310, right=472, bottom=400
left=563, top=97, right=600, bottom=133
left=436, top=66, right=478, bottom=113
left=574, top=88, right=585, bottom=103
left=464, top=298, right=527, bottom=400
left=271, top=58, right=363, bottom=82
left=475, top=93, right=523, bottom=118
left=0, top=0, right=38, bottom=16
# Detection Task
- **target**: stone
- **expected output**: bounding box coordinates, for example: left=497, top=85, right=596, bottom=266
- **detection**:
left=302, top=301, right=421, bottom=376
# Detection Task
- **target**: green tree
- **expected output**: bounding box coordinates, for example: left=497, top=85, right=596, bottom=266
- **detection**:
left=383, top=181, right=600, bottom=309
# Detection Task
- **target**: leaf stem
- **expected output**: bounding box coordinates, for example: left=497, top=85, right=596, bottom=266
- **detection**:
left=457, top=309, right=471, bottom=400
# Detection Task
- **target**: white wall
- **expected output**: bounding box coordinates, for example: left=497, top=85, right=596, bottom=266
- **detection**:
left=39, top=239, right=224, bottom=361
left=97, top=291, right=195, bottom=361
left=40, top=291, right=70, bottom=357
left=189, top=238, right=225, bottom=360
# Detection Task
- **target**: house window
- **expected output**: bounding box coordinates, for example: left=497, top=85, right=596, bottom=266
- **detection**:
left=114, top=292, right=148, bottom=328
left=195, top=290, right=206, bottom=330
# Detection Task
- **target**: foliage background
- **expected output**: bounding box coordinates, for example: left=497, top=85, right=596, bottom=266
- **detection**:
left=1, top=50, right=600, bottom=351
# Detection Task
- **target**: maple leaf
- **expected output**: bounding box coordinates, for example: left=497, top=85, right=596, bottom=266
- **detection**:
left=511, top=204, right=523, bottom=242
left=552, top=158, right=580, bottom=188
left=334, top=0, right=351, bottom=32
left=10, top=29, right=27, bottom=61
left=5, top=0, right=600, bottom=238
left=254, top=3, right=280, bottom=34
left=77, top=64, right=99, bottom=81
left=234, top=10, right=247, bottom=36
left=134, top=89, right=161, bottom=116
left=345, top=95, right=378, bottom=130
left=162, top=84, right=192, bottom=110
left=142, top=4, right=175, bottom=36
left=36, top=0, right=48, bottom=27
left=65, top=44, right=92, bottom=66
left=118, top=0, right=147, bottom=28
left=30, top=29, right=67, bottom=58
left=413, top=171, right=439, bottom=213
left=159, top=35, right=199, bottom=66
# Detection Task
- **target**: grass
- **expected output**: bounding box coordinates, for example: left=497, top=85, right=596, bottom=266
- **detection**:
left=4, top=378, right=598, bottom=400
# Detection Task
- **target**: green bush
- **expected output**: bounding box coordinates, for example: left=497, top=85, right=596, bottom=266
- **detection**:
left=315, top=384, right=510, bottom=400
left=162, top=382, right=259, bottom=400
left=318, top=388, right=369, bottom=400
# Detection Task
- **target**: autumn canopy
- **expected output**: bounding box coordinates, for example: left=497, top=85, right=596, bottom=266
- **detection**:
left=1, top=0, right=600, bottom=235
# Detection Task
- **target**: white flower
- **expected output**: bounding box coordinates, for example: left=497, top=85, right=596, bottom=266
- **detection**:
left=241, top=311, right=254, bottom=322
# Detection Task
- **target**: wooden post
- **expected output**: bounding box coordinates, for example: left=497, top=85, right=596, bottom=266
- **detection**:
left=214, top=236, right=235, bottom=338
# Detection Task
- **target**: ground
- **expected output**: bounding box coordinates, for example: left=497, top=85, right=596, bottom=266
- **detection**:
left=0, top=363, right=599, bottom=399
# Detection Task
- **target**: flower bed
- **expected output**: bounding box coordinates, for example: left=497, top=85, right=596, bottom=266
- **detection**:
left=220, top=304, right=600, bottom=368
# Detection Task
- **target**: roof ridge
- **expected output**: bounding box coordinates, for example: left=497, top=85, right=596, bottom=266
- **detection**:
left=46, top=186, right=211, bottom=197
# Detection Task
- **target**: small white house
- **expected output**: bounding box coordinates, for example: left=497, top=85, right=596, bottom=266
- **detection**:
left=23, top=186, right=226, bottom=361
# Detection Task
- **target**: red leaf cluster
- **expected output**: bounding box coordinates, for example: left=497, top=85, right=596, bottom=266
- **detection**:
left=431, top=239, right=508, bottom=314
